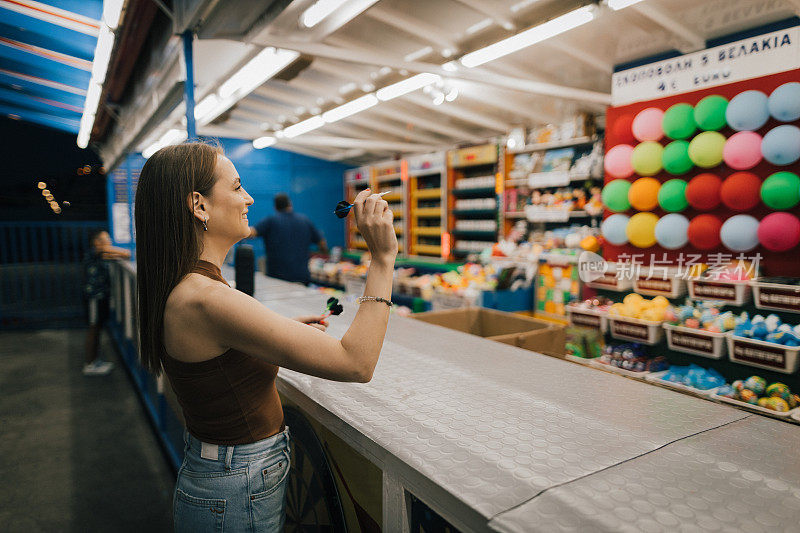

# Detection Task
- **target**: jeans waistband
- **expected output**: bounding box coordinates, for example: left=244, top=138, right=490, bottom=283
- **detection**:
left=185, top=426, right=290, bottom=463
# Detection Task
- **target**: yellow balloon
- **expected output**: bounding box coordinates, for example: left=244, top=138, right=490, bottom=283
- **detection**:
left=626, top=212, right=659, bottom=248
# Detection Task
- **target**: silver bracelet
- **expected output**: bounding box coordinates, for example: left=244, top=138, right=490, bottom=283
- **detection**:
left=357, top=296, right=393, bottom=307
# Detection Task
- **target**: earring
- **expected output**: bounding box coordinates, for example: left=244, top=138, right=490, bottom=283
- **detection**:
left=202, top=218, right=208, bottom=231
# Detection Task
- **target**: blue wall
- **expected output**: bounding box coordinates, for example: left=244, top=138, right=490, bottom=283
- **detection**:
left=108, top=138, right=348, bottom=261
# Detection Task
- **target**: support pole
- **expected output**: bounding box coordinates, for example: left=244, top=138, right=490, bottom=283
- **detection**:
left=183, top=30, right=196, bottom=139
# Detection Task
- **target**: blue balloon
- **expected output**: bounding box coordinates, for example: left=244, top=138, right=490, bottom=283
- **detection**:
left=762, top=125, right=800, bottom=165
left=654, top=213, right=689, bottom=249
left=769, top=82, right=800, bottom=122
left=601, top=214, right=630, bottom=245
left=720, top=214, right=760, bottom=252
left=726, top=90, right=769, bottom=131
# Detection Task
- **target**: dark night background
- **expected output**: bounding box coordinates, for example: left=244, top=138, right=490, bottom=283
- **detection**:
left=0, top=116, right=106, bottom=222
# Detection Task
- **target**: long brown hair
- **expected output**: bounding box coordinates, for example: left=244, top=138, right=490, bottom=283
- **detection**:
left=135, top=142, right=221, bottom=375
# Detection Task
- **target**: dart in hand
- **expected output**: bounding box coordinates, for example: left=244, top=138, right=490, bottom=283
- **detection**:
left=334, top=190, right=391, bottom=218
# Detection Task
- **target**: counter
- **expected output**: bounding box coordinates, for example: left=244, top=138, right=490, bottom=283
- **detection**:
left=110, top=261, right=800, bottom=532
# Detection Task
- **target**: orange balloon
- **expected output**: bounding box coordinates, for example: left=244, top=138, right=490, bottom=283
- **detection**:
left=628, top=177, right=661, bottom=211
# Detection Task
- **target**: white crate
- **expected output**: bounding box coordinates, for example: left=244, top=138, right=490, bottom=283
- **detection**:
left=587, top=359, right=651, bottom=380
left=585, top=262, right=634, bottom=292
left=566, top=305, right=607, bottom=332
left=726, top=334, right=800, bottom=374
left=663, top=324, right=727, bottom=359
left=633, top=269, right=686, bottom=298
left=430, top=290, right=480, bottom=311
left=710, top=393, right=800, bottom=419
left=688, top=278, right=750, bottom=305
left=750, top=280, right=800, bottom=314
left=607, top=315, right=664, bottom=345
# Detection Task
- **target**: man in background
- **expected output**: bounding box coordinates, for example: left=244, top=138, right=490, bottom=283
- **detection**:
left=83, top=229, right=131, bottom=375
left=248, top=193, right=328, bottom=284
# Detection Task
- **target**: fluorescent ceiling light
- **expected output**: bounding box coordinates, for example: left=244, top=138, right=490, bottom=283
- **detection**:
left=253, top=136, right=277, bottom=149
left=194, top=94, right=220, bottom=120
left=91, top=25, right=115, bottom=83
left=103, top=0, right=124, bottom=29
left=142, top=129, right=188, bottom=158
left=219, top=48, right=299, bottom=100
left=467, top=18, right=493, bottom=35
left=301, top=0, right=348, bottom=28
left=459, top=5, right=596, bottom=68
left=442, top=61, right=458, bottom=72
left=445, top=88, right=459, bottom=102
left=376, top=73, right=441, bottom=101
left=282, top=116, right=325, bottom=138
left=84, top=82, right=102, bottom=116
left=608, top=0, right=645, bottom=9
left=404, top=46, right=433, bottom=62
left=322, top=94, right=378, bottom=122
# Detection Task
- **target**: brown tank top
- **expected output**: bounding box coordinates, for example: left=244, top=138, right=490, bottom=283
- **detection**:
left=162, top=260, right=284, bottom=445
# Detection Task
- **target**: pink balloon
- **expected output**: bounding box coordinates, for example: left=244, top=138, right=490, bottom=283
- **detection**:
left=758, top=212, right=800, bottom=251
left=604, top=144, right=635, bottom=179
left=632, top=107, right=664, bottom=142
left=723, top=131, right=763, bottom=170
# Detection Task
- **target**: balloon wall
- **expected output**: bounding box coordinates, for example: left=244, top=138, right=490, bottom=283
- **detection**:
left=602, top=69, right=800, bottom=276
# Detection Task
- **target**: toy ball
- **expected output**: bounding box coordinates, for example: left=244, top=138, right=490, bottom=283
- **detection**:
left=602, top=180, right=632, bottom=212
left=686, top=173, right=722, bottom=210
left=626, top=212, right=659, bottom=248
left=605, top=144, right=635, bottom=178
left=763, top=397, right=790, bottom=412
left=632, top=107, right=664, bottom=142
left=738, top=389, right=759, bottom=404
left=732, top=380, right=745, bottom=392
left=761, top=125, right=800, bottom=166
left=726, top=90, right=770, bottom=131
left=662, top=103, right=696, bottom=140
left=720, top=172, right=762, bottom=211
left=655, top=213, right=689, bottom=249
left=717, top=384, right=736, bottom=398
left=601, top=214, right=630, bottom=245
left=688, top=131, right=726, bottom=168
left=693, top=95, right=728, bottom=131
left=688, top=214, right=722, bottom=250
left=723, top=131, right=762, bottom=170
left=662, top=140, right=694, bottom=175
left=628, top=177, right=661, bottom=211
left=744, top=376, right=767, bottom=394
left=720, top=215, right=760, bottom=252
left=580, top=235, right=600, bottom=252
left=631, top=142, right=664, bottom=176
left=768, top=82, right=800, bottom=122
left=758, top=212, right=800, bottom=252
left=612, top=114, right=637, bottom=145
left=760, top=171, right=800, bottom=209
left=766, top=382, right=792, bottom=402
left=658, top=179, right=688, bottom=212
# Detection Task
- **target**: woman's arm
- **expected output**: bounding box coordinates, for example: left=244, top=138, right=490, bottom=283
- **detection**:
left=197, top=189, right=397, bottom=382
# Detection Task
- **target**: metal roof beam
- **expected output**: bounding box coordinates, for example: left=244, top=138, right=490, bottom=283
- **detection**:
left=402, top=93, right=512, bottom=132
left=629, top=3, right=705, bottom=53
left=276, top=135, right=442, bottom=152
left=545, top=40, right=613, bottom=74
left=450, top=80, right=559, bottom=125
left=251, top=36, right=611, bottom=104
left=364, top=5, right=459, bottom=55
left=344, top=114, right=448, bottom=145
left=452, top=0, right=516, bottom=31
left=0, top=0, right=100, bottom=37
left=368, top=103, right=484, bottom=143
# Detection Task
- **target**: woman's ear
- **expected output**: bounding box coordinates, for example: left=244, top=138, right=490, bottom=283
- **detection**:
left=188, top=191, right=206, bottom=223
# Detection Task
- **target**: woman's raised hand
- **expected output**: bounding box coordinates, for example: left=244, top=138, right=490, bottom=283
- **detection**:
left=353, top=189, right=398, bottom=263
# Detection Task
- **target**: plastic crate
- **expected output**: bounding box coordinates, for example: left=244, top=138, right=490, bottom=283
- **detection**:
left=726, top=334, right=800, bottom=374
left=607, top=315, right=664, bottom=345
left=633, top=268, right=686, bottom=298
left=586, top=262, right=633, bottom=292
left=566, top=305, right=607, bottom=332
left=663, top=324, right=727, bottom=359
left=688, top=278, right=750, bottom=305
left=750, top=280, right=800, bottom=314
left=710, top=393, right=800, bottom=420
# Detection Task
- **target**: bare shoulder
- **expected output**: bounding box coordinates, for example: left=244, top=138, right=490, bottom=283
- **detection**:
left=163, top=273, right=231, bottom=362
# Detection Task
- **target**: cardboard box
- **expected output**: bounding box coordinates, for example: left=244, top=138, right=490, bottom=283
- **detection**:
left=413, top=308, right=565, bottom=355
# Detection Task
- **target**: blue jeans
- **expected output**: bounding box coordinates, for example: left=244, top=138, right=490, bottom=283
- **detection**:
left=174, top=427, right=291, bottom=532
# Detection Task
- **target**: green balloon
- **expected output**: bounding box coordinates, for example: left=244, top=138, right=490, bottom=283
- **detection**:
left=662, top=103, right=696, bottom=140
left=662, top=140, right=694, bottom=175
left=688, top=131, right=725, bottom=168
left=694, top=95, right=728, bottom=131
left=631, top=142, right=664, bottom=176
left=602, top=179, right=632, bottom=212
left=761, top=171, right=800, bottom=210
left=658, top=179, right=689, bottom=212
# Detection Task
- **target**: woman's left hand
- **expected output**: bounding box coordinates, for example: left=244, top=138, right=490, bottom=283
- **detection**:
left=293, top=316, right=328, bottom=332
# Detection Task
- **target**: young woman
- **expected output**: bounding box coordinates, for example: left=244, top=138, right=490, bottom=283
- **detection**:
left=134, top=142, right=397, bottom=532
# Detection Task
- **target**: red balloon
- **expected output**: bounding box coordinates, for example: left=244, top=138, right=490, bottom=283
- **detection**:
left=612, top=114, right=636, bottom=146
left=721, top=172, right=762, bottom=211
left=688, top=214, right=723, bottom=249
left=758, top=213, right=800, bottom=251
left=686, top=173, right=722, bottom=210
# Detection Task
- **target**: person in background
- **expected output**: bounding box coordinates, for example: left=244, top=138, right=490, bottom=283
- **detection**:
left=83, top=229, right=131, bottom=375
left=248, top=193, right=328, bottom=284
